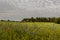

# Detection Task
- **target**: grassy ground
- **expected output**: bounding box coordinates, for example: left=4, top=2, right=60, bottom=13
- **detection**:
left=0, top=22, right=60, bottom=40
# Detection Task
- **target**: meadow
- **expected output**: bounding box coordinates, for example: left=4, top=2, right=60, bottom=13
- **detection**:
left=0, top=22, right=60, bottom=40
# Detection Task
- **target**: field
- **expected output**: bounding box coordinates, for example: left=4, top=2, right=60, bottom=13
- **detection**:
left=0, top=22, right=60, bottom=40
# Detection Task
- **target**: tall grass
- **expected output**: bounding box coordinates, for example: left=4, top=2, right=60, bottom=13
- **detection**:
left=0, top=22, right=60, bottom=40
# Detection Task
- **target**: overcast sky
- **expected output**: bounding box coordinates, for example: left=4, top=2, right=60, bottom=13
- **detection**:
left=0, top=0, right=60, bottom=21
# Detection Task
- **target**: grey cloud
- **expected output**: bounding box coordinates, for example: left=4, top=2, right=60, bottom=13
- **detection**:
left=0, top=0, right=17, bottom=12
left=0, top=0, right=60, bottom=21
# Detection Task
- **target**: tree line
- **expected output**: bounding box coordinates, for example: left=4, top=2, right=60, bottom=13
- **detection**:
left=21, top=17, right=60, bottom=24
left=0, top=17, right=60, bottom=24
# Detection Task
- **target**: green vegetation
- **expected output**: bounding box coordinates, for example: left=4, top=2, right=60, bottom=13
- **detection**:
left=0, top=22, right=60, bottom=40
left=1, top=17, right=60, bottom=24
left=21, top=17, right=60, bottom=24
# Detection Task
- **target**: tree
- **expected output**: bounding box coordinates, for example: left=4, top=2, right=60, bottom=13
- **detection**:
left=21, top=17, right=58, bottom=23
left=1, top=20, right=5, bottom=22
left=7, top=19, right=10, bottom=22
left=36, top=17, right=41, bottom=22
left=40, top=17, right=48, bottom=22
left=56, top=18, right=60, bottom=24
left=29, top=17, right=36, bottom=22
left=48, top=17, right=56, bottom=22
left=21, top=18, right=30, bottom=22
